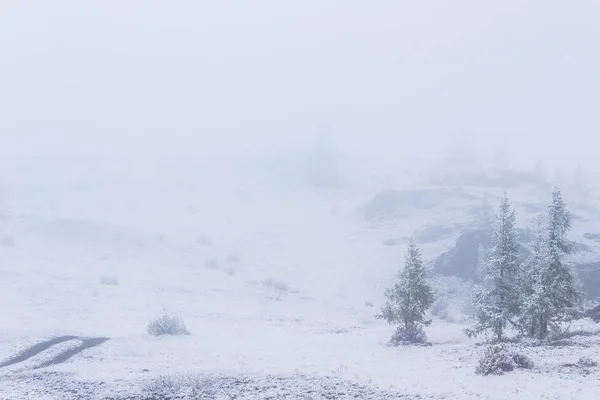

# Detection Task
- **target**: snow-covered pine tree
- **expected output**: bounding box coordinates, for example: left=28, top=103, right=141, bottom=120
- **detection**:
left=517, top=215, right=549, bottom=338
left=375, top=240, right=435, bottom=345
left=467, top=193, right=521, bottom=341
left=538, top=187, right=582, bottom=337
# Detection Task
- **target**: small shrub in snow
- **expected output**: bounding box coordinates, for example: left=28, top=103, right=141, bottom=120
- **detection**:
left=476, top=344, right=514, bottom=376
left=147, top=315, right=190, bottom=336
left=262, top=278, right=289, bottom=293
left=476, top=344, right=534, bottom=375
left=578, top=356, right=598, bottom=367
left=143, top=373, right=219, bottom=399
left=142, top=374, right=184, bottom=397
left=187, top=373, right=219, bottom=398
left=99, top=276, right=119, bottom=285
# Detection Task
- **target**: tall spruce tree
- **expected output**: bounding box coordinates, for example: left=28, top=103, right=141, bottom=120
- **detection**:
left=532, top=188, right=581, bottom=338
left=467, top=193, right=521, bottom=341
left=376, top=240, right=435, bottom=345
left=518, top=215, right=549, bottom=338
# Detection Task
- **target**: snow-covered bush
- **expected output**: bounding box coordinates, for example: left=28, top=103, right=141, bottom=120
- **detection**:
left=142, top=374, right=184, bottom=397
left=476, top=344, right=515, bottom=375
left=476, top=344, right=534, bottom=375
left=147, top=315, right=190, bottom=336
left=187, top=373, right=219, bottom=398
left=262, top=278, right=289, bottom=293
left=143, top=373, right=219, bottom=399
left=578, top=356, right=598, bottom=367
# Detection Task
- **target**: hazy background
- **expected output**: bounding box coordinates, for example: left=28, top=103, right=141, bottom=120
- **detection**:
left=1, top=0, right=599, bottom=170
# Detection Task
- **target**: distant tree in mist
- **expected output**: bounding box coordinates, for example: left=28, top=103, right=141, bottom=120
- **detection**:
left=534, top=158, right=548, bottom=183
left=572, top=165, right=588, bottom=195
left=440, top=132, right=477, bottom=172
left=492, top=141, right=509, bottom=171
left=307, top=128, right=340, bottom=188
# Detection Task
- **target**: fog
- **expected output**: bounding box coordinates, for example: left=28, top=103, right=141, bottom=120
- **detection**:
left=4, top=3, right=600, bottom=398
left=2, top=1, right=600, bottom=169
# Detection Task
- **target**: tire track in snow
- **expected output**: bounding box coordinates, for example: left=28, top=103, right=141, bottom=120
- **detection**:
left=0, top=336, right=109, bottom=370
left=0, top=336, right=78, bottom=368
left=35, top=337, right=109, bottom=368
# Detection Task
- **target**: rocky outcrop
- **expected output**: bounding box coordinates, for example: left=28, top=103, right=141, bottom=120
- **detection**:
left=363, top=188, right=477, bottom=221
left=585, top=304, right=600, bottom=322
left=434, top=229, right=600, bottom=299
left=578, top=264, right=600, bottom=300
left=433, top=229, right=491, bottom=280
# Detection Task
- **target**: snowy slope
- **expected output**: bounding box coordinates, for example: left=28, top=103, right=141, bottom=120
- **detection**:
left=1, top=155, right=599, bottom=399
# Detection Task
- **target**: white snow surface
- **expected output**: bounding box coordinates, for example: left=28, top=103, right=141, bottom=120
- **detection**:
left=1, top=155, right=600, bottom=399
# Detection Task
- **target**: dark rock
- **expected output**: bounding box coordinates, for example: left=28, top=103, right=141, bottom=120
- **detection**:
left=364, top=190, right=428, bottom=220
left=434, top=228, right=531, bottom=280
left=364, top=188, right=467, bottom=221
left=382, top=238, right=404, bottom=247
left=577, top=263, right=600, bottom=300
left=585, top=304, right=600, bottom=323
left=434, top=229, right=491, bottom=279
left=414, top=224, right=460, bottom=244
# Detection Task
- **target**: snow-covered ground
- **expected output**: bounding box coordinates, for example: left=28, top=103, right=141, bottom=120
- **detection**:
left=1, top=155, right=599, bottom=399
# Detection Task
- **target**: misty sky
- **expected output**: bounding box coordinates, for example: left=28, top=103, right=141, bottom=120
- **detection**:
left=1, top=1, right=599, bottom=169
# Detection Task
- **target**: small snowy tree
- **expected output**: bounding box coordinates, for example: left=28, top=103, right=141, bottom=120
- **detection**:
left=467, top=194, right=521, bottom=341
left=376, top=240, right=435, bottom=345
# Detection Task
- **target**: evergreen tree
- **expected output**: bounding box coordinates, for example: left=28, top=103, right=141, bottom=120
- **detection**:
left=540, top=188, right=582, bottom=337
left=376, top=240, right=435, bottom=345
left=518, top=215, right=548, bottom=338
left=517, top=188, right=583, bottom=339
left=467, top=194, right=521, bottom=341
